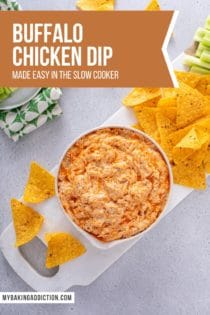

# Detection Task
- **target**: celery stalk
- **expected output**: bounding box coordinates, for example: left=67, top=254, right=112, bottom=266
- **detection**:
left=195, top=43, right=204, bottom=57
left=194, top=27, right=210, bottom=46
left=194, top=27, right=206, bottom=42
left=205, top=15, right=210, bottom=30
left=201, top=34, right=210, bottom=47
left=190, top=65, right=210, bottom=74
left=195, top=43, right=210, bottom=57
left=200, top=50, right=210, bottom=63
left=183, top=55, right=210, bottom=70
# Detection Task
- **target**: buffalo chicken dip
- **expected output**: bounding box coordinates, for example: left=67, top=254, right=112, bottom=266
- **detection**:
left=58, top=128, right=170, bottom=242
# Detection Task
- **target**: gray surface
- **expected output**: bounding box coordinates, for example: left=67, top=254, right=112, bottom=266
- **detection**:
left=0, top=0, right=210, bottom=314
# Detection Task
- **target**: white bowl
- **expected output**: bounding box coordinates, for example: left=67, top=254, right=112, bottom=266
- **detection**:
left=56, top=126, right=173, bottom=250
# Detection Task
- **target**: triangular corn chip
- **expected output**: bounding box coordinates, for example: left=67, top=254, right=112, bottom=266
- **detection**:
left=156, top=113, right=176, bottom=160
left=176, top=127, right=208, bottom=149
left=135, top=108, right=160, bottom=142
left=188, top=142, right=209, bottom=167
left=195, top=75, right=210, bottom=96
left=76, top=0, right=114, bottom=11
left=132, top=123, right=143, bottom=131
left=175, top=71, right=201, bottom=88
left=173, top=163, right=206, bottom=190
left=176, top=82, right=208, bottom=128
left=23, top=161, right=55, bottom=203
left=157, top=106, right=177, bottom=122
left=167, top=115, right=210, bottom=150
left=157, top=97, right=177, bottom=108
left=204, top=145, right=210, bottom=173
left=122, top=70, right=210, bottom=190
left=145, top=0, right=160, bottom=10
left=167, top=126, right=192, bottom=148
left=161, top=88, right=179, bottom=99
left=45, top=232, right=86, bottom=268
left=195, top=115, right=210, bottom=131
left=133, top=96, right=160, bottom=112
left=172, top=127, right=209, bottom=164
left=11, top=199, right=44, bottom=247
left=123, top=88, right=161, bottom=107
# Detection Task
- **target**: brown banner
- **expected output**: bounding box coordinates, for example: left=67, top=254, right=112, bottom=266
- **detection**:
left=0, top=11, right=175, bottom=87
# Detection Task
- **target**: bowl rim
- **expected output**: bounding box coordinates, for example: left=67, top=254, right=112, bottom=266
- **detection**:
left=55, top=125, right=173, bottom=250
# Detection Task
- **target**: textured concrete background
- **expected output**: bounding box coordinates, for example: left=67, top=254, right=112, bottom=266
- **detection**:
left=0, top=0, right=210, bottom=314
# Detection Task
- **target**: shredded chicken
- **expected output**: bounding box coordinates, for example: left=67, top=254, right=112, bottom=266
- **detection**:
left=58, top=128, right=170, bottom=242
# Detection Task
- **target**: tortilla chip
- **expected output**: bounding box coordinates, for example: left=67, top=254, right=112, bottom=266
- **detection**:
left=196, top=75, right=210, bottom=96
left=177, top=127, right=208, bottom=149
left=173, top=163, right=206, bottom=190
left=45, top=232, right=86, bottom=268
left=176, top=82, right=208, bottom=128
left=157, top=97, right=177, bottom=108
left=135, top=108, right=160, bottom=142
left=156, top=113, right=176, bottom=159
left=188, top=142, right=209, bottom=167
left=175, top=71, right=201, bottom=88
left=168, top=126, right=192, bottom=148
left=172, top=127, right=209, bottom=164
left=76, top=0, right=114, bottom=10
left=134, top=104, right=157, bottom=117
left=145, top=0, right=160, bottom=10
left=168, top=115, right=210, bottom=147
left=157, top=106, right=177, bottom=122
left=123, top=88, right=161, bottom=107
left=23, top=161, right=55, bottom=203
left=195, top=115, right=210, bottom=131
left=132, top=123, right=143, bottom=131
left=133, top=96, right=160, bottom=112
left=204, top=145, right=210, bottom=173
left=124, top=71, right=210, bottom=190
left=11, top=199, right=44, bottom=247
left=161, top=88, right=179, bottom=99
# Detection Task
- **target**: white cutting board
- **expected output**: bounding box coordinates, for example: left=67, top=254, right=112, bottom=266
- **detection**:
left=0, top=53, right=195, bottom=292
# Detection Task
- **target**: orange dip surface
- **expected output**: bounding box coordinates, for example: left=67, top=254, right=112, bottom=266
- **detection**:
left=58, top=128, right=170, bottom=242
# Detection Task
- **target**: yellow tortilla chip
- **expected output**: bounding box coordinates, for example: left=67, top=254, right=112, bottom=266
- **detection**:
left=161, top=87, right=179, bottom=99
left=136, top=108, right=160, bottom=142
left=145, top=0, right=160, bottom=10
left=172, top=127, right=209, bottom=164
left=133, top=96, right=160, bottom=112
left=173, top=163, right=206, bottom=190
left=204, top=145, right=210, bottom=173
left=11, top=199, right=44, bottom=247
left=132, top=123, right=143, bottom=131
left=157, top=97, right=177, bottom=108
left=156, top=112, right=176, bottom=160
left=134, top=104, right=157, bottom=117
left=175, top=71, right=201, bottom=88
left=123, top=88, right=161, bottom=107
left=157, top=106, right=177, bottom=122
left=168, top=126, right=192, bottom=147
left=195, top=75, right=210, bottom=96
left=23, top=161, right=55, bottom=203
left=188, top=142, right=209, bottom=167
left=45, top=232, right=86, bottom=268
left=177, top=127, right=208, bottom=149
left=176, top=82, right=208, bottom=128
left=168, top=115, right=210, bottom=149
left=195, top=115, right=210, bottom=131
left=124, top=71, right=210, bottom=190
left=76, top=0, right=114, bottom=10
